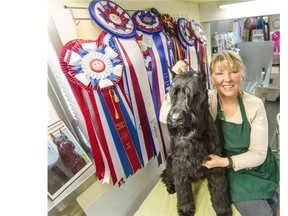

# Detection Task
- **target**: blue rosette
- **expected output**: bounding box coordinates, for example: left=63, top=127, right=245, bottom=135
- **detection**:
left=132, top=10, right=163, bottom=35
left=89, top=0, right=136, bottom=38
left=176, top=18, right=196, bottom=48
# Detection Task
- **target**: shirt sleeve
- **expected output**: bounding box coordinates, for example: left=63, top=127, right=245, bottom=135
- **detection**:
left=159, top=93, right=171, bottom=124
left=232, top=96, right=269, bottom=171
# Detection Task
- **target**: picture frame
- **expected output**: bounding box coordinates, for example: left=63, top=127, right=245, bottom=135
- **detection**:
left=47, top=120, right=92, bottom=200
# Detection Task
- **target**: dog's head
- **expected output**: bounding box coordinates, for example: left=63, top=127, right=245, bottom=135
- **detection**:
left=51, top=130, right=76, bottom=156
left=167, top=62, right=208, bottom=136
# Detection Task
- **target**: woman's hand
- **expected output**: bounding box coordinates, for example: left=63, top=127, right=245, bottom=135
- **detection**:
left=202, top=154, right=231, bottom=169
left=171, top=60, right=189, bottom=74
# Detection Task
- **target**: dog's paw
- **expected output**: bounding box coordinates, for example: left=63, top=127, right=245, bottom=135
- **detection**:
left=178, top=204, right=195, bottom=216
left=166, top=185, right=176, bottom=194
left=162, top=180, right=175, bottom=194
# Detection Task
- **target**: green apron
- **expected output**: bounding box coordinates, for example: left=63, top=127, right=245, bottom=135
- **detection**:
left=215, top=94, right=280, bottom=202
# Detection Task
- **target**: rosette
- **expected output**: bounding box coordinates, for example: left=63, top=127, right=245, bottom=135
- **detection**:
left=189, top=21, right=210, bottom=88
left=190, top=20, right=207, bottom=44
left=177, top=18, right=196, bottom=47
left=161, top=14, right=177, bottom=36
left=132, top=10, right=163, bottom=34
left=59, top=39, right=107, bottom=182
left=64, top=39, right=123, bottom=91
left=160, top=14, right=184, bottom=61
left=59, top=38, right=147, bottom=185
left=89, top=0, right=136, bottom=38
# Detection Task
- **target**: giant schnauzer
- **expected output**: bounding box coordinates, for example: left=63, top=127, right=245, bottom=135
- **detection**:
left=161, top=62, right=232, bottom=216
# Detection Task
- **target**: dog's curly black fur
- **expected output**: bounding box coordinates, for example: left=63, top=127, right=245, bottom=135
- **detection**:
left=161, top=63, right=232, bottom=216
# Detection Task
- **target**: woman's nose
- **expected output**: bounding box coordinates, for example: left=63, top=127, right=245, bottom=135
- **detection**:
left=223, top=72, right=232, bottom=81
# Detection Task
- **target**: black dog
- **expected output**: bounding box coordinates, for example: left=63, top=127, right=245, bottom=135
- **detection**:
left=161, top=63, right=232, bottom=216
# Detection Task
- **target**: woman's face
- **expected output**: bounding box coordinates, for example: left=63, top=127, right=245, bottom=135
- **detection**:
left=211, top=62, right=243, bottom=98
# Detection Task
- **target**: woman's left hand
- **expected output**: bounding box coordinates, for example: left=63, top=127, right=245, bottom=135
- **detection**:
left=202, top=154, right=229, bottom=169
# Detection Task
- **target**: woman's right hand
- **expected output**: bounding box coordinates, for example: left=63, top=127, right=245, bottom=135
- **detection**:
left=171, top=60, right=189, bottom=74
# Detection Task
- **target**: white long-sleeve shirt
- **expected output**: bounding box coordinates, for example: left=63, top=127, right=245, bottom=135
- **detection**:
left=159, top=89, right=268, bottom=171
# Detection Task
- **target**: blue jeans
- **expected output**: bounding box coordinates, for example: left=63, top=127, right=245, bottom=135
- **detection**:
left=234, top=192, right=279, bottom=216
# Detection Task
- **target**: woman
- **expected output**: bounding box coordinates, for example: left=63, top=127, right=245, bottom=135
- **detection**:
left=159, top=50, right=279, bottom=216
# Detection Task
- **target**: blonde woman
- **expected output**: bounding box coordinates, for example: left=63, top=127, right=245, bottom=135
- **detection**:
left=159, top=50, right=279, bottom=216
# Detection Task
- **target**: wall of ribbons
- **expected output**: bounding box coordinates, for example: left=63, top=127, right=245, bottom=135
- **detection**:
left=56, top=0, right=210, bottom=186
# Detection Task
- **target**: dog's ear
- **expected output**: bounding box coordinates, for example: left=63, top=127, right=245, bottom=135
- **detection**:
left=195, top=54, right=207, bottom=84
left=50, top=133, right=55, bottom=141
left=59, top=129, right=63, bottom=134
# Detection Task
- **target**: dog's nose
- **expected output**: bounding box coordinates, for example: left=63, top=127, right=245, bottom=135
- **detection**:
left=169, top=110, right=185, bottom=125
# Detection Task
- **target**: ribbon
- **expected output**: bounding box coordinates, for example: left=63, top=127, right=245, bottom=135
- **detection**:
left=60, top=37, right=146, bottom=185
left=102, top=33, right=165, bottom=165
left=88, top=0, right=136, bottom=39
left=161, top=14, right=184, bottom=61
left=59, top=40, right=106, bottom=181
left=176, top=18, right=198, bottom=71
left=190, top=20, right=207, bottom=45
left=151, top=33, right=172, bottom=116
left=132, top=10, right=172, bottom=118
left=97, top=87, right=143, bottom=176
left=177, top=18, right=196, bottom=48
left=89, top=1, right=165, bottom=166
left=190, top=20, right=211, bottom=89
left=132, top=10, right=173, bottom=158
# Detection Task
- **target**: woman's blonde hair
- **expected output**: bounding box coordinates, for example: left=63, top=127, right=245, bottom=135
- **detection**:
left=209, top=50, right=246, bottom=79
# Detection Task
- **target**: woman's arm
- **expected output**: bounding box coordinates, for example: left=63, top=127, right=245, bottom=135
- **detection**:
left=159, top=94, right=171, bottom=124
left=232, top=97, right=268, bottom=171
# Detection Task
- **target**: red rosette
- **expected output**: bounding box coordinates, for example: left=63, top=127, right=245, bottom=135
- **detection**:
left=161, top=14, right=177, bottom=36
left=59, top=39, right=124, bottom=91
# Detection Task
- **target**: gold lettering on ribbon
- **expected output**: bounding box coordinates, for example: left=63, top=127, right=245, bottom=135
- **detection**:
left=115, top=122, right=133, bottom=150
left=115, top=121, right=126, bottom=130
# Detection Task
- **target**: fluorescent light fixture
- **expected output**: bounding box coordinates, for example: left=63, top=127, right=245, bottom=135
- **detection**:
left=218, top=0, right=258, bottom=9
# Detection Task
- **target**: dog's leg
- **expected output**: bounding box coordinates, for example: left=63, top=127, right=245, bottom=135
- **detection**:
left=161, top=154, right=175, bottom=194
left=174, top=171, right=195, bottom=216
left=206, top=169, right=232, bottom=216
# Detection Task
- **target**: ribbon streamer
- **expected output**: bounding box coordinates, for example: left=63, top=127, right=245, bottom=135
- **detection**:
left=132, top=10, right=173, bottom=157
left=88, top=0, right=165, bottom=181
left=60, top=37, right=145, bottom=185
